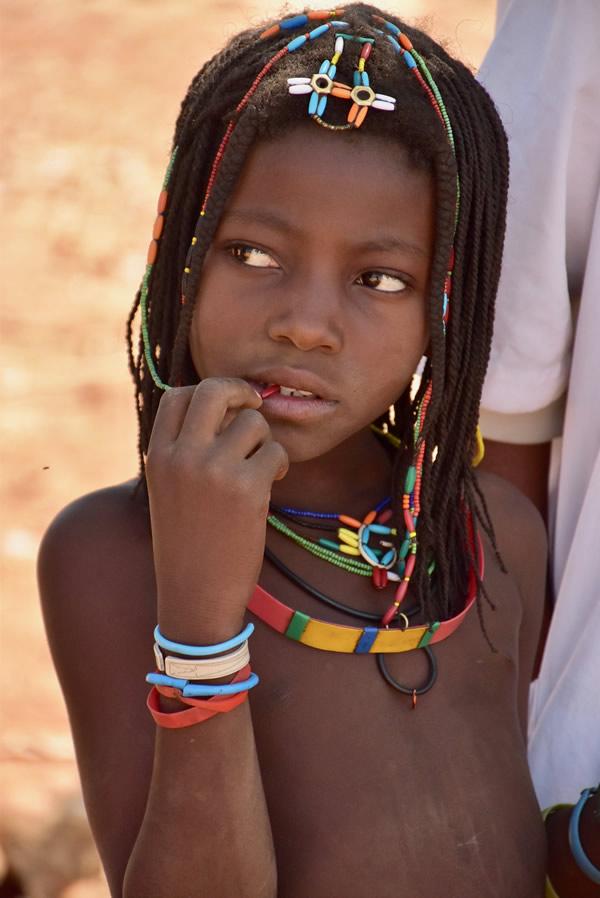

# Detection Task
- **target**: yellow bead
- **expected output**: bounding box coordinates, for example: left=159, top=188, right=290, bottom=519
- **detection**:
left=358, top=59, right=365, bottom=72
left=192, top=236, right=197, bottom=245
left=339, top=545, right=360, bottom=556
left=184, top=267, right=191, bottom=274
left=332, top=52, right=341, bottom=65
left=338, top=528, right=359, bottom=545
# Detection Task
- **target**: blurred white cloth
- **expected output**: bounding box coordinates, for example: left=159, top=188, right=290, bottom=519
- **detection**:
left=478, top=0, right=600, bottom=807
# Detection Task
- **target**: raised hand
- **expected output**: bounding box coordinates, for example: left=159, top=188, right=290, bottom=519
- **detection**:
left=145, top=378, right=289, bottom=643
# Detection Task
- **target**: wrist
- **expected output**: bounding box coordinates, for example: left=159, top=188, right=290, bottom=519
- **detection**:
left=546, top=792, right=600, bottom=898
left=157, top=605, right=248, bottom=647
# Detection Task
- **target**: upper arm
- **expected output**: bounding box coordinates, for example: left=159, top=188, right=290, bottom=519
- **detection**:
left=477, top=472, right=547, bottom=737
left=38, top=485, right=157, bottom=896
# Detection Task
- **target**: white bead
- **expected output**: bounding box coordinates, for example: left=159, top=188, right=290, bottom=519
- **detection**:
left=289, top=84, right=313, bottom=95
left=288, top=77, right=311, bottom=85
left=373, top=100, right=396, bottom=111
left=375, top=92, right=397, bottom=103
left=335, top=36, right=344, bottom=54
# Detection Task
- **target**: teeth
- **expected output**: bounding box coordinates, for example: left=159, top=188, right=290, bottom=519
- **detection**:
left=279, top=385, right=315, bottom=398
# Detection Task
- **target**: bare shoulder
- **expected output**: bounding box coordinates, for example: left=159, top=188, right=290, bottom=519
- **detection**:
left=38, top=481, right=156, bottom=894
left=474, top=469, right=547, bottom=574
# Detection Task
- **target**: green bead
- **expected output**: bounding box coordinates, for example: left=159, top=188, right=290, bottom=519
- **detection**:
left=404, top=465, right=416, bottom=493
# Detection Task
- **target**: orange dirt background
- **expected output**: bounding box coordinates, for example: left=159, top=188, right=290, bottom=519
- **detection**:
left=1, top=1, right=494, bottom=893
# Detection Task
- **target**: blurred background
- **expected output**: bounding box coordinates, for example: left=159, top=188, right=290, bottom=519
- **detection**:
left=1, top=1, right=494, bottom=895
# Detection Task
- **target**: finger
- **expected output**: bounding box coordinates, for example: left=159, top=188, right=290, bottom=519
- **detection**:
left=178, top=378, right=262, bottom=445
left=148, top=386, right=197, bottom=452
left=217, top=408, right=271, bottom=460
left=246, top=439, right=289, bottom=485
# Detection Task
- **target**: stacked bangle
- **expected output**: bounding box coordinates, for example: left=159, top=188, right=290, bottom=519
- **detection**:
left=568, top=787, right=600, bottom=884
left=153, top=639, right=250, bottom=679
left=543, top=787, right=600, bottom=896
left=153, top=622, right=254, bottom=655
left=147, top=665, right=253, bottom=728
left=147, top=624, right=259, bottom=728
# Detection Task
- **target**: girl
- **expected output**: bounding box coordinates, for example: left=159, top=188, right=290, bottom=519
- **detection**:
left=39, top=5, right=547, bottom=896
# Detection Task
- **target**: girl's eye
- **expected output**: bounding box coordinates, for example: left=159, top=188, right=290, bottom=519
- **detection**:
left=356, top=271, right=408, bottom=293
left=228, top=244, right=279, bottom=268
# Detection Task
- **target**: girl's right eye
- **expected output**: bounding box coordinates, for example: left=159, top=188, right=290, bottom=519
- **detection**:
left=228, top=244, right=279, bottom=269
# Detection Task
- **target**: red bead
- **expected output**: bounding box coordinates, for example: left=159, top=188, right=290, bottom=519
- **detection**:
left=153, top=214, right=164, bottom=240
left=360, top=42, right=372, bottom=61
left=157, top=189, right=168, bottom=214
left=147, top=239, right=158, bottom=265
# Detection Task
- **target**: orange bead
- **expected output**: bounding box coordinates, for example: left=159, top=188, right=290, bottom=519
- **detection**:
left=347, top=103, right=359, bottom=124
left=399, top=33, right=413, bottom=51
left=332, top=86, right=352, bottom=99
left=355, top=106, right=369, bottom=128
left=147, top=239, right=158, bottom=265
left=363, top=510, right=377, bottom=525
left=157, top=189, right=168, bottom=214
left=153, top=214, right=164, bottom=240
left=260, top=24, right=280, bottom=39
left=339, top=514, right=361, bottom=529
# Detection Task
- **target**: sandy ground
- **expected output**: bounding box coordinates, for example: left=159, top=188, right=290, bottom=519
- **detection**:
left=1, top=1, right=494, bottom=893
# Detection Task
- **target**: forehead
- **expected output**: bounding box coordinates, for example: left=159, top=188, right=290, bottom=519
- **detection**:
left=220, top=126, right=435, bottom=245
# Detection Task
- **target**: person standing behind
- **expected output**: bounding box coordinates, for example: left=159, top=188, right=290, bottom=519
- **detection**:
left=477, top=1, right=600, bottom=894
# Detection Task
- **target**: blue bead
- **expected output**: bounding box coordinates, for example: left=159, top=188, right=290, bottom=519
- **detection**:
left=384, top=19, right=401, bottom=36
left=369, top=523, right=392, bottom=535
left=381, top=549, right=395, bottom=566
left=328, top=63, right=337, bottom=78
left=355, top=627, right=378, bottom=654
left=330, top=21, right=350, bottom=28
left=403, top=50, right=417, bottom=69
left=386, top=34, right=401, bottom=54
left=353, top=70, right=360, bottom=86
left=319, top=58, right=330, bottom=74
left=362, top=545, right=379, bottom=565
left=361, top=525, right=372, bottom=541
left=309, top=24, right=329, bottom=40
left=281, top=14, right=308, bottom=30
left=374, top=496, right=392, bottom=512
left=361, top=71, right=369, bottom=86
left=308, top=91, right=319, bottom=115
left=287, top=34, right=308, bottom=52
left=317, top=94, right=328, bottom=116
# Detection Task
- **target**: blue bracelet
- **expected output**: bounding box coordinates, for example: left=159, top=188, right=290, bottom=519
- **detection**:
left=146, top=670, right=259, bottom=696
left=153, top=622, right=254, bottom=657
left=568, top=787, right=600, bottom=884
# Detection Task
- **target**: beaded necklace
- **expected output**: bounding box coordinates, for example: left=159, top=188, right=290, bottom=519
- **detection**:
left=251, top=525, right=482, bottom=706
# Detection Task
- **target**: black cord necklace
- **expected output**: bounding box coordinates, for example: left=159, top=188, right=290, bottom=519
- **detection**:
left=263, top=546, right=438, bottom=703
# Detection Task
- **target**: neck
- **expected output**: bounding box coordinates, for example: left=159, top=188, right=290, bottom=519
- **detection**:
left=270, top=428, right=394, bottom=514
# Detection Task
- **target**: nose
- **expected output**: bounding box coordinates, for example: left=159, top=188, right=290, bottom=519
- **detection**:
left=266, top=274, right=343, bottom=353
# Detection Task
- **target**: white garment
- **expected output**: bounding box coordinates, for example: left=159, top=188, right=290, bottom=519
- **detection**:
left=478, top=0, right=600, bottom=808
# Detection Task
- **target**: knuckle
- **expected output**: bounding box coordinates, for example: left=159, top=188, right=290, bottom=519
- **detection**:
left=239, top=408, right=269, bottom=434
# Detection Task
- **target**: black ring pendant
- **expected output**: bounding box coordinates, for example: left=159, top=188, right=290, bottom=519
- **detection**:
left=376, top=647, right=438, bottom=697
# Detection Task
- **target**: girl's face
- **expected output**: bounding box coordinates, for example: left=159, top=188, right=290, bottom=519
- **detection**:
left=190, top=126, right=434, bottom=463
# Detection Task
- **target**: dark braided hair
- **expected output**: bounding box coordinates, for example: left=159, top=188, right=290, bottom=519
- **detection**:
left=126, top=3, right=509, bottom=624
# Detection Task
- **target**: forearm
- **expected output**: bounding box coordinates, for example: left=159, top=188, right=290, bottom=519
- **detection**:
left=124, top=701, right=276, bottom=898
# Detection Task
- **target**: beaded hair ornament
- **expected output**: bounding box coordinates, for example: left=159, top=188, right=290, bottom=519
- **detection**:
left=137, top=10, right=461, bottom=630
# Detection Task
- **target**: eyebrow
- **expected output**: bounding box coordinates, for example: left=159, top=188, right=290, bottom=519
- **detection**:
left=221, top=208, right=427, bottom=258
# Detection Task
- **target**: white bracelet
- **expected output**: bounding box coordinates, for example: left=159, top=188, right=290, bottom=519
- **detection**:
left=153, top=639, right=250, bottom=680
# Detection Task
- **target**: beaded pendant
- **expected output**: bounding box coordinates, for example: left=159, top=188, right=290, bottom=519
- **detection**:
left=287, top=33, right=397, bottom=130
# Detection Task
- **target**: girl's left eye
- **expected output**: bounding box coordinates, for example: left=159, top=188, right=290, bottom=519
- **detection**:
left=356, top=271, right=408, bottom=293
left=228, top=244, right=279, bottom=268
